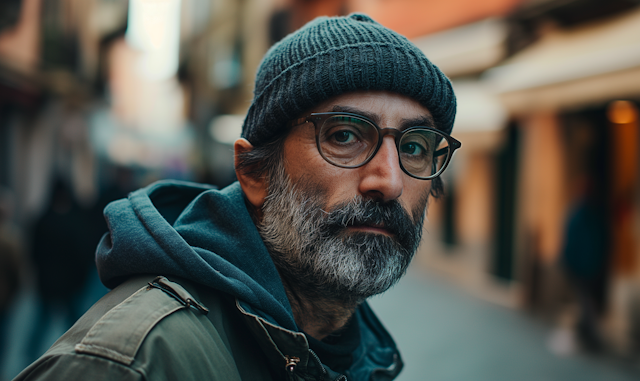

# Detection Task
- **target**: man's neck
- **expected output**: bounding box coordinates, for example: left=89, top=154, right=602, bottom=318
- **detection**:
left=280, top=274, right=357, bottom=341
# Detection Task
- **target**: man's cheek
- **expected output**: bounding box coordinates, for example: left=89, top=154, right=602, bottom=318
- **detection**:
left=410, top=189, right=431, bottom=224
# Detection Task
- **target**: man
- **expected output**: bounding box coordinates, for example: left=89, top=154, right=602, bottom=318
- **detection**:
left=16, top=13, right=459, bottom=381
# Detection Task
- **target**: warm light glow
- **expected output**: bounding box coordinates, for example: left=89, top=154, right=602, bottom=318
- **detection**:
left=607, top=100, right=638, bottom=124
left=126, top=0, right=181, bottom=81
left=209, top=115, right=243, bottom=145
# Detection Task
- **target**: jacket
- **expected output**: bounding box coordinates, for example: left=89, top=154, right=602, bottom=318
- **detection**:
left=14, top=180, right=403, bottom=380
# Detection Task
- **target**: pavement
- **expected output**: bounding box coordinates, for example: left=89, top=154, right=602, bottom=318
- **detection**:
left=368, top=266, right=640, bottom=381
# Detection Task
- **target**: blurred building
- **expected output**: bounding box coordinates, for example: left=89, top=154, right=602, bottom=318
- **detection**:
left=0, top=1, right=277, bottom=374
left=406, top=0, right=640, bottom=355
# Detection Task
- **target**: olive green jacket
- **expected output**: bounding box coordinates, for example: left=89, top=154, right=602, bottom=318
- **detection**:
left=16, top=181, right=403, bottom=381
left=15, top=276, right=401, bottom=381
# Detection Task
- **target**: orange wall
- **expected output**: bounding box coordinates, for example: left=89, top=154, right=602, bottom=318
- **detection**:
left=288, top=0, right=522, bottom=38
left=608, top=102, right=639, bottom=276
left=289, top=0, right=346, bottom=30
left=456, top=151, right=494, bottom=244
left=518, top=112, right=568, bottom=264
left=347, top=0, right=522, bottom=38
left=0, top=0, right=41, bottom=71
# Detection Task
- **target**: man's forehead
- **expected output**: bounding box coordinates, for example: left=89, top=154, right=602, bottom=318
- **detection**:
left=328, top=105, right=436, bottom=131
left=308, top=91, right=436, bottom=130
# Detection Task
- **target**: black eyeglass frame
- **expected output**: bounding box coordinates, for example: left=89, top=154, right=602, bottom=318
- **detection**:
left=289, top=112, right=462, bottom=180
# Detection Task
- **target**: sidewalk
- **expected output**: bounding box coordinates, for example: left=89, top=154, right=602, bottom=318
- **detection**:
left=369, top=267, right=640, bottom=381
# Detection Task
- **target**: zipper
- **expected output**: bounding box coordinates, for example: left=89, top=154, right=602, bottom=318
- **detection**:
left=308, top=349, right=347, bottom=381
left=147, top=279, right=209, bottom=315
left=285, top=355, right=300, bottom=373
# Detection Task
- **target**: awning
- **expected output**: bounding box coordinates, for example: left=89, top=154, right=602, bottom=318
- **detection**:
left=484, top=8, right=640, bottom=114
left=411, top=19, right=510, bottom=145
left=450, top=80, right=509, bottom=151
left=412, top=18, right=508, bottom=78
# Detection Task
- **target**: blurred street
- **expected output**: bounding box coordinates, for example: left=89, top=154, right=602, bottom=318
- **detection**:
left=0, top=269, right=108, bottom=381
left=370, top=266, right=640, bottom=381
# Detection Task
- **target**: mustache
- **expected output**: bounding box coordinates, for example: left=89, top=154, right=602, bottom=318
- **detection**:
left=321, top=197, right=420, bottom=249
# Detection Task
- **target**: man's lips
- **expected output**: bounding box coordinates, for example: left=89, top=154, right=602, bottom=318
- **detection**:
left=346, top=223, right=393, bottom=236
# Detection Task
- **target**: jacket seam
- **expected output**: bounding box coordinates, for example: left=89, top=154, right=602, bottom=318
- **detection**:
left=74, top=278, right=188, bottom=366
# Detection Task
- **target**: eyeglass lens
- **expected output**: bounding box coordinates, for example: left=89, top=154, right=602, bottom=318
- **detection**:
left=318, top=115, right=451, bottom=179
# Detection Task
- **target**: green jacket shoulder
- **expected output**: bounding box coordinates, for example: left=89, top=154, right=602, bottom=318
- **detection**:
left=14, top=276, right=275, bottom=381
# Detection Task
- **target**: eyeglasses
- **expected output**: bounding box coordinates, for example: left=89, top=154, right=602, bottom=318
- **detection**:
left=289, top=112, right=462, bottom=180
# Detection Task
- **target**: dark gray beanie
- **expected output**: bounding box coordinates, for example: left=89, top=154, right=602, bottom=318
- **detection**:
left=242, top=13, right=456, bottom=145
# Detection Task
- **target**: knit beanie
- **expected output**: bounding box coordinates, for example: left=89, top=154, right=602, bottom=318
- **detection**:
left=242, top=13, right=456, bottom=145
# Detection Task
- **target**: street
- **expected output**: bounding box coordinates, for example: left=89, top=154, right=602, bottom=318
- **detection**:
left=369, top=267, right=640, bottom=381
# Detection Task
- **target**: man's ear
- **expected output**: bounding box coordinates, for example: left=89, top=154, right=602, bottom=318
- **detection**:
left=234, top=138, right=268, bottom=211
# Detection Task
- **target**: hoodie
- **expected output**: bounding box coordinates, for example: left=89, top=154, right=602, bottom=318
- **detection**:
left=95, top=179, right=402, bottom=379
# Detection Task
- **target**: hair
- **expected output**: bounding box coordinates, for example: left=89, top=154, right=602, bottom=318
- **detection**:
left=236, top=134, right=288, bottom=181
left=236, top=131, right=444, bottom=198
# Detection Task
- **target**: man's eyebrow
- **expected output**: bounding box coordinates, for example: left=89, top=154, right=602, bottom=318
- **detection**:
left=401, top=115, right=436, bottom=130
left=331, top=106, right=380, bottom=124
left=330, top=105, right=435, bottom=130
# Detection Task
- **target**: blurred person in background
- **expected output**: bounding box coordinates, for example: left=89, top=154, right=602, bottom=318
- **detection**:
left=15, top=13, right=459, bottom=381
left=561, top=178, right=609, bottom=353
left=0, top=189, right=25, bottom=368
left=27, top=177, right=98, bottom=360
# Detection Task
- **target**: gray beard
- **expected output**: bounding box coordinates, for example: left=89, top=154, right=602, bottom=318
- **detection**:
left=258, top=166, right=428, bottom=305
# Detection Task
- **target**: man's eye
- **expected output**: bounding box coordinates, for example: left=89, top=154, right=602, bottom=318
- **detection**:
left=401, top=142, right=424, bottom=156
left=332, top=130, right=357, bottom=144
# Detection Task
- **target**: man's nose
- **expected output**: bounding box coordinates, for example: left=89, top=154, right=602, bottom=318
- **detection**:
left=357, top=136, right=403, bottom=202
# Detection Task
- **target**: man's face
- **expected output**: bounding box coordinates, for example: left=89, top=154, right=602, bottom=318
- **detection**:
left=283, top=90, right=434, bottom=218
left=258, top=91, right=434, bottom=304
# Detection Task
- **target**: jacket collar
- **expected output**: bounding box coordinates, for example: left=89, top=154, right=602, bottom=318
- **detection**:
left=236, top=299, right=403, bottom=381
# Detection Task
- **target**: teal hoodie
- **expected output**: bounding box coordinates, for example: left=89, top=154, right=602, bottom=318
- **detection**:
left=95, top=180, right=402, bottom=380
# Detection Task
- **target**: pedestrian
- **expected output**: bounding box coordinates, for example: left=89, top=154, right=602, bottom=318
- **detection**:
left=27, top=178, right=97, bottom=360
left=0, top=190, right=25, bottom=369
left=16, top=13, right=459, bottom=381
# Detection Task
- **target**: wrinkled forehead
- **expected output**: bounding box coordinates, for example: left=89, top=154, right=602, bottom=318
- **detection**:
left=297, top=90, right=436, bottom=130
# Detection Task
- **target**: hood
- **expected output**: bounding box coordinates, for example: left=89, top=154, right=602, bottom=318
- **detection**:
left=97, top=180, right=297, bottom=330
left=96, top=180, right=402, bottom=379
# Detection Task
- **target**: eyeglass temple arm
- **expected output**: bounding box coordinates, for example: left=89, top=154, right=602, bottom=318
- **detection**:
left=434, top=147, right=448, bottom=158
left=434, top=138, right=462, bottom=158
left=288, top=117, right=308, bottom=128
